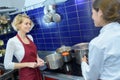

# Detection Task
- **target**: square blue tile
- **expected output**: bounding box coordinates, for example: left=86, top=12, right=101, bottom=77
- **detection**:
left=66, top=5, right=77, bottom=12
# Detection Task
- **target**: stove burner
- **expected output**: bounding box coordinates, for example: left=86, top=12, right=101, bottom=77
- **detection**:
left=44, top=58, right=82, bottom=76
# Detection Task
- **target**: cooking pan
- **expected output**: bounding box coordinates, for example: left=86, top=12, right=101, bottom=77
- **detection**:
left=45, top=53, right=64, bottom=69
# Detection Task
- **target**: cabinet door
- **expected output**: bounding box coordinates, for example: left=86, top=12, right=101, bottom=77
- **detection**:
left=44, top=76, right=58, bottom=80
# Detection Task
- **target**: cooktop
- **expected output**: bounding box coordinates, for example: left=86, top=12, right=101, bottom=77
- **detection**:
left=44, top=58, right=83, bottom=77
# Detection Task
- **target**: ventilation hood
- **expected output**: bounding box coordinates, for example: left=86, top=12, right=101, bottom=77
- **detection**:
left=41, top=0, right=67, bottom=6
left=0, top=6, right=18, bottom=13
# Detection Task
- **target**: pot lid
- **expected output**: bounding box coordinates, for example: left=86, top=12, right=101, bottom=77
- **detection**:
left=56, top=45, right=71, bottom=53
left=72, top=42, right=89, bottom=50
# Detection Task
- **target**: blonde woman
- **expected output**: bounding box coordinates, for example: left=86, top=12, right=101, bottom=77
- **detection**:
left=4, top=14, right=44, bottom=80
left=81, top=0, right=120, bottom=80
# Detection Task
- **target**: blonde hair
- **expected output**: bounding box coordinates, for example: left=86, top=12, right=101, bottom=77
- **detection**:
left=11, top=14, right=34, bottom=31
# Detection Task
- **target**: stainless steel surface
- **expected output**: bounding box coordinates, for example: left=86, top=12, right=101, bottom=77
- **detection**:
left=72, top=42, right=89, bottom=50
left=56, top=45, right=71, bottom=53
left=43, top=13, right=53, bottom=23
left=72, top=42, right=89, bottom=64
left=75, top=49, right=88, bottom=64
left=56, top=45, right=72, bottom=62
left=0, top=69, right=17, bottom=80
left=0, top=7, right=17, bottom=13
left=38, top=51, right=84, bottom=80
left=62, top=53, right=72, bottom=62
left=0, top=63, right=18, bottom=80
left=42, top=71, right=84, bottom=80
left=45, top=53, right=64, bottom=69
left=52, top=13, right=61, bottom=22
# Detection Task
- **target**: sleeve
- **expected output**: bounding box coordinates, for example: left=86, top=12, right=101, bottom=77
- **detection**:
left=81, top=44, right=104, bottom=80
left=4, top=39, right=16, bottom=69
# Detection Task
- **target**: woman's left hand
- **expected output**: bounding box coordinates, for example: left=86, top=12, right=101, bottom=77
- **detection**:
left=37, top=58, right=45, bottom=67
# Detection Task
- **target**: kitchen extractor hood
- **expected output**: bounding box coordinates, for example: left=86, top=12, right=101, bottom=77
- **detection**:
left=0, top=6, right=18, bottom=13
left=0, top=6, right=18, bottom=22
left=41, top=0, right=68, bottom=6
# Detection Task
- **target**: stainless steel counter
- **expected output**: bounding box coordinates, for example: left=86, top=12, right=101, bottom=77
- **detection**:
left=42, top=71, right=84, bottom=80
left=38, top=51, right=84, bottom=80
left=0, top=69, right=18, bottom=80
left=1, top=51, right=84, bottom=80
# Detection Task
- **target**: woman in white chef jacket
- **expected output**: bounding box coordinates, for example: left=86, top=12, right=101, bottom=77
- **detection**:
left=4, top=14, right=45, bottom=80
left=81, top=0, right=120, bottom=80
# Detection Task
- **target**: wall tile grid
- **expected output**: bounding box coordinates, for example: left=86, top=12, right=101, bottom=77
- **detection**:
left=0, top=0, right=101, bottom=51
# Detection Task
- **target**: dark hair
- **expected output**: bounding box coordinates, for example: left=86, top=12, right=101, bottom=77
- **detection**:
left=93, top=0, right=120, bottom=23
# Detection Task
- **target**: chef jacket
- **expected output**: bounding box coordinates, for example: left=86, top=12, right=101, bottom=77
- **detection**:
left=81, top=22, right=120, bottom=80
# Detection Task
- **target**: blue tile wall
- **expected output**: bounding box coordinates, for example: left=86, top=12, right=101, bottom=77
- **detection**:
left=0, top=0, right=101, bottom=51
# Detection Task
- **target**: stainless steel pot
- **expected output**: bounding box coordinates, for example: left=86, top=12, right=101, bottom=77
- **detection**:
left=72, top=42, right=89, bottom=64
left=56, top=45, right=72, bottom=62
left=74, top=49, right=88, bottom=64
left=61, top=51, right=72, bottom=62
left=45, top=53, right=64, bottom=69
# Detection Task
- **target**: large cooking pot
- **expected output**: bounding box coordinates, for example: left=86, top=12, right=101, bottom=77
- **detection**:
left=72, top=42, right=89, bottom=64
left=45, top=53, right=64, bottom=69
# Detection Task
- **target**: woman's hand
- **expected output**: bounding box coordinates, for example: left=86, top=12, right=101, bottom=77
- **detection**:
left=82, top=56, right=88, bottom=63
left=36, top=58, right=45, bottom=67
left=27, top=62, right=38, bottom=68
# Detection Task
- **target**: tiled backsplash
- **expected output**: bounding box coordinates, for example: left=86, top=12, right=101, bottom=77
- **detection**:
left=0, top=0, right=101, bottom=51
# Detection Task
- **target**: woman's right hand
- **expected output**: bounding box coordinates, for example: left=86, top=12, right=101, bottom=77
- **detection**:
left=27, top=62, right=38, bottom=68
left=82, top=56, right=88, bottom=63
